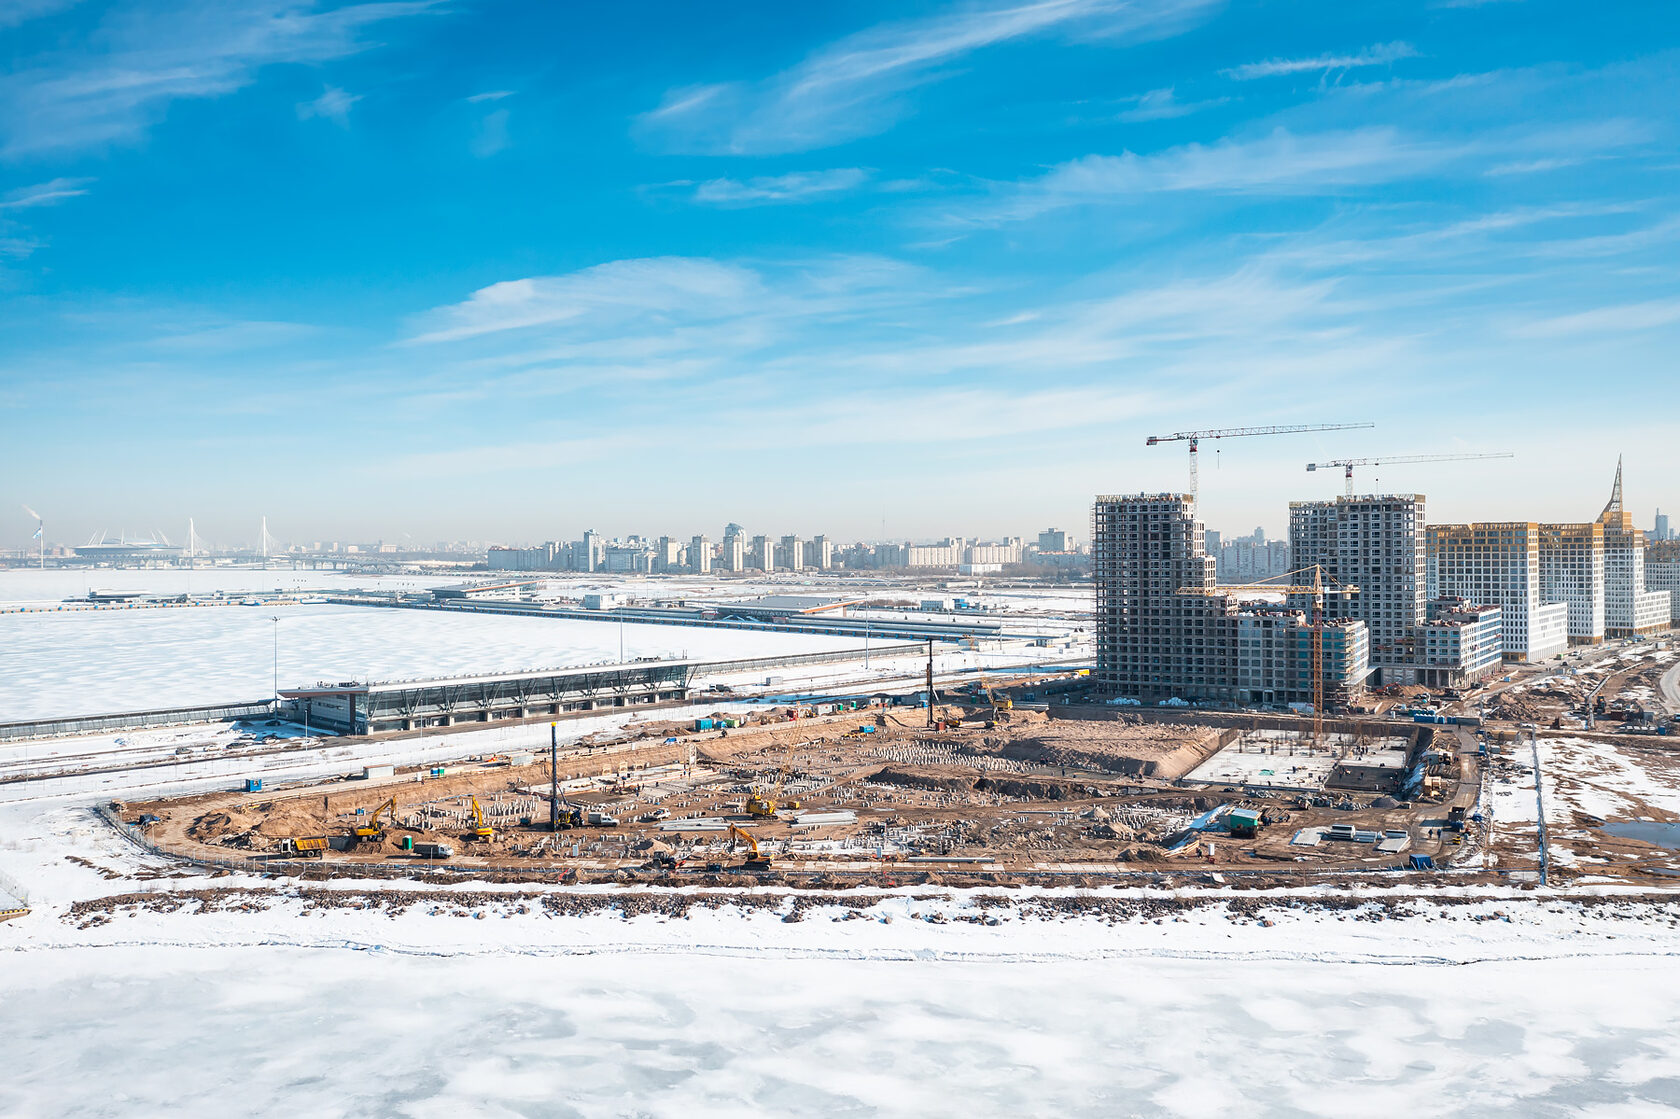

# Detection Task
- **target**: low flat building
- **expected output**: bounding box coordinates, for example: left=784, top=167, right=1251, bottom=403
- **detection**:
left=281, top=661, right=695, bottom=735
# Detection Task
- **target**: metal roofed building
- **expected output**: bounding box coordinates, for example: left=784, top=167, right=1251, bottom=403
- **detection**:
left=711, top=595, right=861, bottom=620
left=280, top=661, right=696, bottom=735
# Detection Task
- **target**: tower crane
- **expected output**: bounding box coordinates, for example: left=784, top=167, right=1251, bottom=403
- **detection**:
left=1177, top=566, right=1357, bottom=742
left=1147, top=423, right=1374, bottom=501
left=1307, top=452, right=1514, bottom=498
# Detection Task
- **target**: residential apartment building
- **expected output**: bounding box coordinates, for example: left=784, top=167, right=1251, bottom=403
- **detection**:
left=1093, top=493, right=1368, bottom=705
left=1289, top=495, right=1426, bottom=676
left=1645, top=541, right=1680, bottom=623
left=1598, top=461, right=1670, bottom=637
left=777, top=535, right=805, bottom=572
left=1427, top=522, right=1569, bottom=661
left=1414, top=598, right=1504, bottom=689
left=1538, top=521, right=1605, bottom=644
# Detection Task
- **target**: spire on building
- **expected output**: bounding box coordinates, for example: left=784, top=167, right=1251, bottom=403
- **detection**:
left=1600, top=456, right=1625, bottom=522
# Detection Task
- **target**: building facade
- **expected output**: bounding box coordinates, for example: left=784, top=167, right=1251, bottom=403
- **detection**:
left=1414, top=598, right=1505, bottom=689
left=1538, top=521, right=1605, bottom=644
left=1093, top=493, right=1368, bottom=705
left=1427, top=522, right=1569, bottom=661
left=1289, top=495, right=1426, bottom=676
left=1598, top=461, right=1670, bottom=637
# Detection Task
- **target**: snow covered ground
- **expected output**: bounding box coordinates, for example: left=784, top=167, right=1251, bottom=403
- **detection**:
left=0, top=604, right=878, bottom=721
left=5, top=945, right=1680, bottom=1118
left=6, top=744, right=1680, bottom=1114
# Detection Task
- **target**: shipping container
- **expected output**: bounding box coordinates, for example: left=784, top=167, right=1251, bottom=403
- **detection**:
left=362, top=765, right=396, bottom=780
left=244, top=778, right=263, bottom=792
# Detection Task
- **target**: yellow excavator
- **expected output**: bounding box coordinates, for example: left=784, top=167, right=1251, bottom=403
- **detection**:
left=963, top=635, right=1012, bottom=723
left=468, top=796, right=495, bottom=840
left=352, top=796, right=398, bottom=841
left=726, top=823, right=771, bottom=869
left=745, top=742, right=803, bottom=818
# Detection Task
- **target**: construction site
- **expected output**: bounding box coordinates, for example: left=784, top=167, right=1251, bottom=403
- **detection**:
left=121, top=674, right=1486, bottom=885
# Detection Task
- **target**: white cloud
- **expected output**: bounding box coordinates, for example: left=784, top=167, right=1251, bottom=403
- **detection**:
left=1511, top=299, right=1680, bottom=338
left=408, top=257, right=769, bottom=344
left=0, top=176, right=93, bottom=210
left=1116, top=86, right=1227, bottom=122
left=296, top=85, right=359, bottom=125
left=1223, top=41, right=1418, bottom=81
left=635, top=0, right=1219, bottom=154
left=0, top=0, right=437, bottom=155
left=974, top=127, right=1458, bottom=223
left=689, top=168, right=870, bottom=205
left=466, top=89, right=514, bottom=103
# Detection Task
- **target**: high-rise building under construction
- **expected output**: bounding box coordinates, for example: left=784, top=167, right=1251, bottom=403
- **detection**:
left=1093, top=493, right=1368, bottom=706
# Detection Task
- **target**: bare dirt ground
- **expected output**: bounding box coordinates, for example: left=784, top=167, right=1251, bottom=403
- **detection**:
left=120, top=700, right=1487, bottom=884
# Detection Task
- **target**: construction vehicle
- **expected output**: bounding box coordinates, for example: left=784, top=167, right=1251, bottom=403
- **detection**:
left=468, top=796, right=494, bottom=840
left=963, top=635, right=1011, bottom=724
left=1307, top=452, right=1514, bottom=498
left=745, top=741, right=804, bottom=817
left=414, top=841, right=453, bottom=859
left=1147, top=422, right=1373, bottom=501
left=726, top=823, right=771, bottom=869
left=352, top=797, right=398, bottom=841
left=279, top=836, right=329, bottom=858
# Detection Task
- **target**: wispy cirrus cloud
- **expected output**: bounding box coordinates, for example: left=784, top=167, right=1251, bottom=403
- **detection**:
left=0, top=176, right=93, bottom=210
left=296, top=85, right=359, bottom=125
left=1116, top=86, right=1228, bottom=122
left=1511, top=299, right=1680, bottom=339
left=958, top=115, right=1653, bottom=225
left=968, top=127, right=1457, bottom=223
left=406, top=254, right=927, bottom=348
left=1223, top=41, right=1418, bottom=81
left=635, top=0, right=1220, bottom=155
left=0, top=0, right=80, bottom=29
left=686, top=168, right=871, bottom=206
left=0, top=0, right=437, bottom=156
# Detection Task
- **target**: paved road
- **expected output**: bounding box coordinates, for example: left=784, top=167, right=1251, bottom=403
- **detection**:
left=1661, top=661, right=1680, bottom=714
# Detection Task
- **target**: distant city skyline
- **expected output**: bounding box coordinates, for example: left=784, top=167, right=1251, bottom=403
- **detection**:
left=3, top=2, right=1677, bottom=540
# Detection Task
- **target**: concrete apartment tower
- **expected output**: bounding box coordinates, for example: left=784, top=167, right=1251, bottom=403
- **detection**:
left=689, top=535, right=711, bottom=574
left=1538, top=521, right=1605, bottom=644
left=1427, top=523, right=1569, bottom=661
left=779, top=535, right=804, bottom=572
left=1094, top=493, right=1369, bottom=705
left=1597, top=458, right=1670, bottom=637
left=1093, top=493, right=1219, bottom=700
left=1288, top=495, right=1426, bottom=681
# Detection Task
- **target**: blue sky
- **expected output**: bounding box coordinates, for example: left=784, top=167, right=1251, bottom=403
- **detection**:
left=2, top=0, right=1676, bottom=549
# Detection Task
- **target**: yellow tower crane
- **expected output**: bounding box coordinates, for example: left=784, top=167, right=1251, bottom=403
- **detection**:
left=1176, top=566, right=1357, bottom=742
left=1147, top=423, right=1374, bottom=502
left=1307, top=452, right=1514, bottom=498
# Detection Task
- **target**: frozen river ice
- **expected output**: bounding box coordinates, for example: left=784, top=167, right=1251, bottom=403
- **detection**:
left=2, top=946, right=1678, bottom=1117
left=0, top=604, right=868, bottom=722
